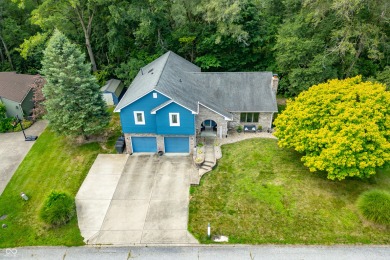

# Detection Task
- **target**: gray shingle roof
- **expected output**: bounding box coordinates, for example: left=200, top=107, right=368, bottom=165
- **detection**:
left=193, top=72, right=277, bottom=112
left=100, top=79, right=121, bottom=93
left=0, top=72, right=36, bottom=103
left=115, top=51, right=278, bottom=118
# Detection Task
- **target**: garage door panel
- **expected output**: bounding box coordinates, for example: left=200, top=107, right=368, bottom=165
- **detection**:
left=132, top=137, right=157, bottom=153
left=164, top=137, right=189, bottom=153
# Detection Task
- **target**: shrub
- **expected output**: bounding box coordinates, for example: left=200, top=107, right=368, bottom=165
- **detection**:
left=12, top=119, right=33, bottom=132
left=357, top=189, right=390, bottom=226
left=0, top=104, right=12, bottom=133
left=40, top=191, right=76, bottom=227
left=274, top=76, right=390, bottom=180
left=257, top=125, right=263, bottom=131
left=237, top=125, right=243, bottom=133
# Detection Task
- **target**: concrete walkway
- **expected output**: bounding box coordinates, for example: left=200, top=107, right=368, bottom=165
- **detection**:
left=76, top=154, right=198, bottom=245
left=0, top=120, right=47, bottom=195
left=199, top=138, right=216, bottom=178
left=220, top=131, right=277, bottom=145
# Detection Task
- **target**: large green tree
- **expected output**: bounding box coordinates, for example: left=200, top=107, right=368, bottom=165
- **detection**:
left=274, top=76, right=390, bottom=180
left=274, top=0, right=390, bottom=95
left=40, top=30, right=109, bottom=139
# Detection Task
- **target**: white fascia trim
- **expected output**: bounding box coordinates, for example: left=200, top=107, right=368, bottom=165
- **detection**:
left=155, top=89, right=197, bottom=114
left=114, top=88, right=170, bottom=112
left=198, top=102, right=233, bottom=121
left=151, top=100, right=173, bottom=114
left=150, top=98, right=198, bottom=115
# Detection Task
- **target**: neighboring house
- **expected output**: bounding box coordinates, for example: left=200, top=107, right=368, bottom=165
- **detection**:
left=100, top=79, right=124, bottom=105
left=114, top=51, right=278, bottom=154
left=0, top=72, right=37, bottom=118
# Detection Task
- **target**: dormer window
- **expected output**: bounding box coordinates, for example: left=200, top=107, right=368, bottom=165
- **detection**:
left=169, top=113, right=180, bottom=126
left=134, top=111, right=145, bottom=125
left=153, top=93, right=157, bottom=98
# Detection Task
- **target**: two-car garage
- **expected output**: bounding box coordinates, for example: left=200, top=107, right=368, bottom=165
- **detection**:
left=131, top=136, right=189, bottom=154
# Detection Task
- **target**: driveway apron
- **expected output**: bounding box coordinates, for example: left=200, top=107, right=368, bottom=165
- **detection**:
left=77, top=154, right=198, bottom=245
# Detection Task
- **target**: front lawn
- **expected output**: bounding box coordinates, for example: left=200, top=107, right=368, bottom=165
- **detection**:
left=188, top=138, right=390, bottom=244
left=0, top=110, right=121, bottom=248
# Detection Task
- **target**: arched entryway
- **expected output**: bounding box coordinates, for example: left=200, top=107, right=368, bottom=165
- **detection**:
left=200, top=119, right=217, bottom=137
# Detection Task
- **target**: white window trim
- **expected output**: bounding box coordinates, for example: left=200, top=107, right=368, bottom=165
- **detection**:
left=169, top=113, right=180, bottom=126
left=134, top=111, right=145, bottom=125
left=153, top=92, right=157, bottom=98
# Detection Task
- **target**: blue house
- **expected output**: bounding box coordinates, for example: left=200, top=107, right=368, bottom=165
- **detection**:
left=114, top=51, right=278, bottom=154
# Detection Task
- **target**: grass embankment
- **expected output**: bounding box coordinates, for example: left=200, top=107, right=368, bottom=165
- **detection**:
left=0, top=109, right=121, bottom=248
left=189, top=138, right=390, bottom=244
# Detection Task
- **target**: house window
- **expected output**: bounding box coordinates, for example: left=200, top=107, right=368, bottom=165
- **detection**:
left=169, top=113, right=180, bottom=126
left=240, top=113, right=259, bottom=123
left=134, top=111, right=145, bottom=125
left=153, top=92, right=157, bottom=98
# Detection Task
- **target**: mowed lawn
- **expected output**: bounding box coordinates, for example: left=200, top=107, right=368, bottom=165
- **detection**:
left=189, top=138, right=390, bottom=244
left=0, top=111, right=121, bottom=248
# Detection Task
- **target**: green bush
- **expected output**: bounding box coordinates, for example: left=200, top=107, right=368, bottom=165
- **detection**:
left=40, top=191, right=76, bottom=227
left=357, top=189, right=390, bottom=225
left=12, top=119, right=33, bottom=132
left=0, top=103, right=12, bottom=133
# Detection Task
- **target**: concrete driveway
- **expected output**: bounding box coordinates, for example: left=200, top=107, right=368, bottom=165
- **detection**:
left=0, top=120, right=47, bottom=195
left=76, top=154, right=198, bottom=245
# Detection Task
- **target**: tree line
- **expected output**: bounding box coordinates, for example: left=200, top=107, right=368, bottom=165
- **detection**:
left=1, top=0, right=389, bottom=96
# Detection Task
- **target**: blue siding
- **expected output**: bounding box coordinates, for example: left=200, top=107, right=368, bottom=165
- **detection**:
left=156, top=102, right=195, bottom=135
left=132, top=137, right=157, bottom=152
left=120, top=91, right=169, bottom=133
left=165, top=137, right=189, bottom=153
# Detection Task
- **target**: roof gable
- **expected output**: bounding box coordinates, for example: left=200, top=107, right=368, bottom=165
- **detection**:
left=115, top=51, right=278, bottom=115
left=0, top=72, right=37, bottom=103
left=101, top=79, right=121, bottom=93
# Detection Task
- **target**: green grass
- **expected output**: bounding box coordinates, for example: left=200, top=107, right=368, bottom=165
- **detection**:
left=0, top=110, right=121, bottom=248
left=189, top=138, right=390, bottom=244
left=357, top=189, right=390, bottom=226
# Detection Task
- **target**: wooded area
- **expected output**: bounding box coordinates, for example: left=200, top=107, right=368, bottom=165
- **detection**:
left=1, top=0, right=389, bottom=96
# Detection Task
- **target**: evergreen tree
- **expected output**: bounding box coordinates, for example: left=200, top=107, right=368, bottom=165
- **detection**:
left=40, top=30, right=109, bottom=139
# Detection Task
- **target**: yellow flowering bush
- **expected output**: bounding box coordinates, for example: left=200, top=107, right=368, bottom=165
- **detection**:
left=274, top=76, right=390, bottom=180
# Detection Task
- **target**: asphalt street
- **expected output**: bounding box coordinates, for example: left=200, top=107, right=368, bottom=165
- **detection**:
left=2, top=245, right=389, bottom=260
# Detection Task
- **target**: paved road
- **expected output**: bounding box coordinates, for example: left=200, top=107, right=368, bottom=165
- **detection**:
left=2, top=245, right=389, bottom=259
left=0, top=120, right=47, bottom=195
left=76, top=155, right=196, bottom=245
